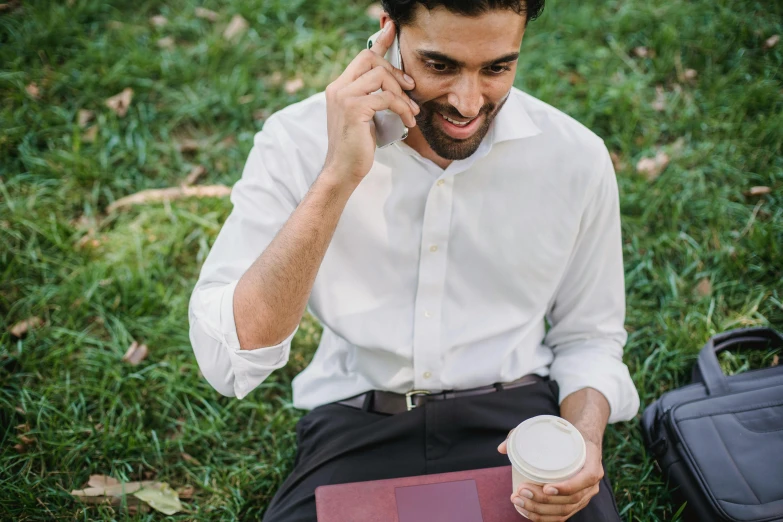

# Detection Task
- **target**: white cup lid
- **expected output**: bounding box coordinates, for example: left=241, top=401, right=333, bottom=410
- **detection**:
left=508, top=415, right=586, bottom=483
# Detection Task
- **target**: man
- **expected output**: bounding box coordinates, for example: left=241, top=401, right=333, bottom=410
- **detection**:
left=189, top=0, right=640, bottom=520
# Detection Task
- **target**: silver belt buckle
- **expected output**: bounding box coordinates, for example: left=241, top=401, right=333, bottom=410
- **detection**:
left=405, top=390, right=431, bottom=411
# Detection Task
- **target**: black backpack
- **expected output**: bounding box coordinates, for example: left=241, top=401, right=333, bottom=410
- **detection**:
left=640, top=327, right=783, bottom=522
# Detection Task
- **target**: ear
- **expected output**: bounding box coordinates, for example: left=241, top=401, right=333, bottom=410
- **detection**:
left=379, top=12, right=392, bottom=30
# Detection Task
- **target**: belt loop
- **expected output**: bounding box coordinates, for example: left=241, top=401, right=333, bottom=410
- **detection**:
left=362, top=391, right=374, bottom=412
left=493, top=382, right=504, bottom=392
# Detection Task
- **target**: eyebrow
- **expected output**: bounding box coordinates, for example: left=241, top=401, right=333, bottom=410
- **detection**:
left=415, top=50, right=520, bottom=68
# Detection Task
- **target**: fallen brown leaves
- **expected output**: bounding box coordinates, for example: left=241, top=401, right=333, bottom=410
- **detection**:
left=285, top=77, right=305, bottom=94
left=105, top=88, right=134, bottom=117
left=70, top=475, right=187, bottom=515
left=122, top=341, right=149, bottom=365
left=695, top=278, right=712, bottom=297
left=745, top=186, right=771, bottom=197
left=150, top=15, right=168, bottom=28
left=77, top=109, right=94, bottom=127
left=195, top=7, right=218, bottom=22
left=636, top=150, right=670, bottom=181
left=106, top=185, right=231, bottom=213
left=182, top=165, right=206, bottom=186
left=765, top=35, right=780, bottom=49
left=223, top=14, right=248, bottom=41
left=9, top=316, right=43, bottom=338
left=26, top=82, right=40, bottom=99
left=157, top=36, right=175, bottom=50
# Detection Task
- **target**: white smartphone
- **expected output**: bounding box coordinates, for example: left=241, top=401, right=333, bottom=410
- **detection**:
left=366, top=29, right=409, bottom=148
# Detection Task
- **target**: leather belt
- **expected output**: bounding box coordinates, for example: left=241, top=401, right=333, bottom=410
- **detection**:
left=335, top=374, right=544, bottom=415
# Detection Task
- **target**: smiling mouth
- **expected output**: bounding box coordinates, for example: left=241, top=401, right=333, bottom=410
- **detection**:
left=439, top=112, right=474, bottom=126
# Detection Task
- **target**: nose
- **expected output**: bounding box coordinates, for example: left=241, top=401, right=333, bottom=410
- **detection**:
left=447, top=75, right=484, bottom=119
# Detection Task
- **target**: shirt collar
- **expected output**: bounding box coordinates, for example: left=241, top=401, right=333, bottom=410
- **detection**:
left=487, top=87, right=542, bottom=145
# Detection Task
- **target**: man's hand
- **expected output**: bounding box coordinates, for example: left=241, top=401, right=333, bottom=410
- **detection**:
left=496, top=387, right=610, bottom=520
left=322, top=19, right=419, bottom=187
left=499, top=435, right=603, bottom=521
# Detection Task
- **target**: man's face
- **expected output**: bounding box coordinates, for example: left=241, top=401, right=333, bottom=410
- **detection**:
left=394, top=6, right=526, bottom=160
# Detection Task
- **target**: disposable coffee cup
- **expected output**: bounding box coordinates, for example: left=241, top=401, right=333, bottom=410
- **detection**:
left=506, top=415, right=586, bottom=513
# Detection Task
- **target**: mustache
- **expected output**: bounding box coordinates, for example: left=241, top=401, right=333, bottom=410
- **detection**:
left=421, top=100, right=496, bottom=121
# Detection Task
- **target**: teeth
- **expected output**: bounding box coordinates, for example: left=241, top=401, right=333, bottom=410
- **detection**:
left=441, top=113, right=471, bottom=126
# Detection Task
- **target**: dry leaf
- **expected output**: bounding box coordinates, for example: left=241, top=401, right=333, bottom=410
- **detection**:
left=0, top=1, right=21, bottom=13
left=636, top=150, right=670, bottom=181
left=18, top=434, right=35, bottom=445
left=223, top=14, right=248, bottom=41
left=366, top=3, right=384, bottom=19
left=10, top=317, right=43, bottom=338
left=746, top=186, right=771, bottom=196
left=83, top=125, right=98, bottom=143
left=238, top=94, right=254, bottom=104
left=88, top=475, right=120, bottom=488
left=122, top=341, right=149, bottom=365
left=695, top=278, right=712, bottom=296
left=106, top=185, right=231, bottom=213
left=609, top=151, right=625, bottom=173
left=14, top=443, right=25, bottom=453
left=133, top=482, right=183, bottom=515
left=176, top=138, right=201, bottom=153
left=195, top=7, right=218, bottom=22
left=105, top=88, right=134, bottom=117
left=26, top=83, right=40, bottom=99
left=253, top=108, right=271, bottom=121
left=652, top=85, right=666, bottom=112
left=157, top=36, right=175, bottom=49
left=772, top=355, right=779, bottom=367
left=183, top=165, right=206, bottom=186
left=181, top=452, right=202, bottom=466
left=632, top=46, right=649, bottom=58
left=765, top=35, right=780, bottom=49
left=71, top=479, right=156, bottom=514
left=684, top=69, right=698, bottom=82
left=150, top=15, right=168, bottom=28
left=285, top=77, right=305, bottom=94
left=77, top=109, right=94, bottom=127
left=71, top=480, right=156, bottom=498
left=177, top=485, right=195, bottom=499
left=268, top=71, right=284, bottom=86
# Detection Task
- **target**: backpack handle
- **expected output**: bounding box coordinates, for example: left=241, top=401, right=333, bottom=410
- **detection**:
left=692, top=327, right=783, bottom=395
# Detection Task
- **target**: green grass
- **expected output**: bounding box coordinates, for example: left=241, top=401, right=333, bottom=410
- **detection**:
left=1, top=0, right=781, bottom=519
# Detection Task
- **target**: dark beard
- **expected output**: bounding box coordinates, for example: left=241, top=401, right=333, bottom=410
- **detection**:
left=410, top=95, right=508, bottom=161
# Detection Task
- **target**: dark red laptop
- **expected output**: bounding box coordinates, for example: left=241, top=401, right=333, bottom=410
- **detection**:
left=315, top=465, right=523, bottom=522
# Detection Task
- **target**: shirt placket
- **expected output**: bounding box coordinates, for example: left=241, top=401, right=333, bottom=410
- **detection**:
left=412, top=175, right=453, bottom=391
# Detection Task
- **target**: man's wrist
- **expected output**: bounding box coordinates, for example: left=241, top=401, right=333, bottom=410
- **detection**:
left=560, top=387, right=610, bottom=448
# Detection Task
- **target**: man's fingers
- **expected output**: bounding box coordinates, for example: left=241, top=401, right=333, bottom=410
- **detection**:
left=546, top=464, right=603, bottom=496
left=342, top=66, right=411, bottom=104
left=368, top=20, right=395, bottom=58
left=363, top=90, right=418, bottom=127
left=513, top=484, right=583, bottom=505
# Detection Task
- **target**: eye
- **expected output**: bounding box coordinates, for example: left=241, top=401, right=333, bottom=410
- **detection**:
left=488, top=64, right=511, bottom=74
left=425, top=62, right=451, bottom=73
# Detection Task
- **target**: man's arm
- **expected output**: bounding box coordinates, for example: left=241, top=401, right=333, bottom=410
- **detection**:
left=233, top=171, right=356, bottom=349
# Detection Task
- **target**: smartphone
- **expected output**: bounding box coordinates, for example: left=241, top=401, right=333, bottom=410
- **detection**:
left=366, top=29, right=409, bottom=148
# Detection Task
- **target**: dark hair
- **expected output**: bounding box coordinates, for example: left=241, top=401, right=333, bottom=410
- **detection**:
left=380, top=0, right=545, bottom=28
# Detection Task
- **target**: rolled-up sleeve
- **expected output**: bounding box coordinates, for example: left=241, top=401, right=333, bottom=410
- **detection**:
left=188, top=115, right=305, bottom=399
left=545, top=145, right=640, bottom=424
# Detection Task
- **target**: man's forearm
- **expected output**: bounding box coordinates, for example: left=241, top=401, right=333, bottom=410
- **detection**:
left=233, top=168, right=357, bottom=350
left=560, top=387, right=611, bottom=447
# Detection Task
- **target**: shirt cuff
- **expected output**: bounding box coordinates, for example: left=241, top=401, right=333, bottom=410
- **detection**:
left=548, top=339, right=640, bottom=424
left=191, top=280, right=298, bottom=399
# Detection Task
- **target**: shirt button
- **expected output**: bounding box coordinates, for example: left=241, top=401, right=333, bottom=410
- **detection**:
left=429, top=245, right=438, bottom=252
left=423, top=371, right=432, bottom=379
left=436, top=179, right=445, bottom=187
left=424, top=310, right=431, bottom=318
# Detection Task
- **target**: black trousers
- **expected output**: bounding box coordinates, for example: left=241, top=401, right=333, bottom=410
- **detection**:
left=261, top=380, right=621, bottom=521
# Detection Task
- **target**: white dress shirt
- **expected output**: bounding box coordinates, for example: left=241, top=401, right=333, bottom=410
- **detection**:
left=188, top=86, right=640, bottom=424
